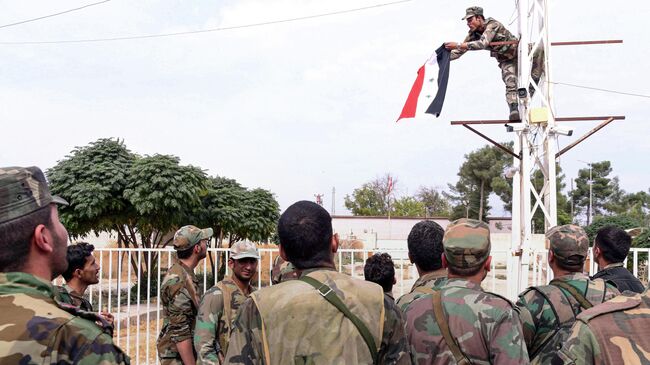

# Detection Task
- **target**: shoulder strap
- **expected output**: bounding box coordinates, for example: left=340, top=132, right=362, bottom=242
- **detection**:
left=550, top=280, right=593, bottom=310
left=414, top=286, right=435, bottom=295
left=299, top=276, right=378, bottom=363
left=432, top=290, right=471, bottom=365
left=216, top=282, right=234, bottom=327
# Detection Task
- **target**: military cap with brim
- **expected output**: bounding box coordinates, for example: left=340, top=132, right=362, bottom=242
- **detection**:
left=230, top=241, right=260, bottom=260
left=443, top=218, right=491, bottom=269
left=547, top=224, right=589, bottom=266
left=173, top=225, right=213, bottom=251
left=0, top=166, right=68, bottom=224
left=462, top=6, right=484, bottom=20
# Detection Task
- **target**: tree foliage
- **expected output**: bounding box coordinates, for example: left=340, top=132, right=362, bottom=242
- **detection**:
left=416, top=186, right=451, bottom=216
left=571, top=161, right=614, bottom=225
left=344, top=174, right=394, bottom=216
left=585, top=215, right=641, bottom=243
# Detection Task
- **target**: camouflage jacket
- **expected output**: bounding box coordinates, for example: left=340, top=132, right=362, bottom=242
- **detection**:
left=515, top=272, right=619, bottom=363
left=194, top=276, right=256, bottom=365
left=224, top=267, right=410, bottom=364
left=555, top=289, right=650, bottom=364
left=57, top=283, right=94, bottom=311
left=157, top=261, right=201, bottom=360
left=405, top=278, right=529, bottom=365
left=0, top=272, right=129, bottom=364
left=396, top=269, right=447, bottom=311
left=270, top=256, right=301, bottom=284
left=451, top=17, right=518, bottom=62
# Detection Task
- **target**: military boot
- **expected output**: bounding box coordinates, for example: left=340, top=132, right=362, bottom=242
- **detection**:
left=509, top=103, right=520, bottom=121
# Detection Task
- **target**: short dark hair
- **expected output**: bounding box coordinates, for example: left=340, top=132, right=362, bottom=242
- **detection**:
left=0, top=205, right=52, bottom=272
left=364, top=253, right=395, bottom=293
left=447, top=264, right=483, bottom=277
left=278, top=201, right=332, bottom=270
left=62, top=242, right=95, bottom=281
left=407, top=221, right=444, bottom=272
left=595, top=225, right=632, bottom=264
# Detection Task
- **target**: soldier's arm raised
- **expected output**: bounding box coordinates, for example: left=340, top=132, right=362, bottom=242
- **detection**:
left=466, top=23, right=497, bottom=51
left=194, top=289, right=225, bottom=365
left=377, top=296, right=411, bottom=365
left=225, top=298, right=266, bottom=365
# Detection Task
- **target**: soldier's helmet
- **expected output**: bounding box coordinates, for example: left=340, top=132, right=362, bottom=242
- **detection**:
left=230, top=241, right=260, bottom=260
left=443, top=218, right=491, bottom=269
left=546, top=224, right=589, bottom=266
left=0, top=166, right=68, bottom=224
left=173, top=225, right=213, bottom=251
left=462, top=6, right=484, bottom=20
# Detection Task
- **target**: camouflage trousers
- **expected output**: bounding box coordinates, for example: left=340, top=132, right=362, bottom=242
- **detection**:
left=498, top=47, right=545, bottom=106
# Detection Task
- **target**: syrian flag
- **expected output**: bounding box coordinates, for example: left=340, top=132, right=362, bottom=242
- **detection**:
left=397, top=45, right=451, bottom=121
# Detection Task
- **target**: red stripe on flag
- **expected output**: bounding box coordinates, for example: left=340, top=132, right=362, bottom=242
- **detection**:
left=397, top=64, right=426, bottom=122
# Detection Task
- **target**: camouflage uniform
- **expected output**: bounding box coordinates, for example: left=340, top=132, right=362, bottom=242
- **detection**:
left=404, top=218, right=529, bottom=365
left=225, top=267, right=410, bottom=364
left=515, top=225, right=619, bottom=364
left=395, top=268, right=446, bottom=311
left=157, top=225, right=213, bottom=365
left=0, top=166, right=128, bottom=364
left=195, top=241, right=260, bottom=365
left=451, top=7, right=545, bottom=110
left=555, top=289, right=650, bottom=364
left=57, top=283, right=94, bottom=311
left=270, top=255, right=301, bottom=284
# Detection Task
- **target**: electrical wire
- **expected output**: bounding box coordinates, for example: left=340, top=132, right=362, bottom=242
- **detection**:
left=0, top=0, right=412, bottom=45
left=0, top=0, right=111, bottom=30
left=550, top=81, right=650, bottom=99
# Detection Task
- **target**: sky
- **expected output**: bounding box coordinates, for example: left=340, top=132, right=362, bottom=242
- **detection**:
left=0, top=0, right=648, bottom=216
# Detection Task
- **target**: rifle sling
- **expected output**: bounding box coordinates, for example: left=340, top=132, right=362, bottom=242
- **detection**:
left=432, top=290, right=471, bottom=365
left=299, top=276, right=378, bottom=363
left=550, top=279, right=593, bottom=310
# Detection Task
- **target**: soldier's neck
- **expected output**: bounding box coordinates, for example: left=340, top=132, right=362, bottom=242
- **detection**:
left=447, top=271, right=484, bottom=285
left=179, top=257, right=200, bottom=270
left=67, top=278, right=88, bottom=296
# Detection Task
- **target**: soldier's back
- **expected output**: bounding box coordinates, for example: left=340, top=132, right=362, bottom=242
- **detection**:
left=557, top=290, right=650, bottom=364
left=0, top=272, right=129, bottom=365
left=405, top=278, right=528, bottom=365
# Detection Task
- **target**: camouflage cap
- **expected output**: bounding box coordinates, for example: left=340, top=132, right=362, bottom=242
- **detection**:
left=173, top=225, right=213, bottom=251
left=443, top=218, right=491, bottom=269
left=547, top=224, right=589, bottom=266
left=230, top=241, right=260, bottom=260
left=462, top=6, right=484, bottom=20
left=0, top=166, right=68, bottom=224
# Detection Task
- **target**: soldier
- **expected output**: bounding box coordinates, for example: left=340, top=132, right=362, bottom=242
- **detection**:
left=591, top=225, right=644, bottom=293
left=396, top=220, right=446, bottom=311
left=515, top=224, right=619, bottom=364
left=404, top=218, right=529, bottom=365
left=0, top=166, right=129, bottom=364
left=194, top=241, right=260, bottom=365
left=364, top=252, right=397, bottom=301
left=445, top=6, right=544, bottom=120
left=270, top=252, right=301, bottom=284
left=225, top=200, right=409, bottom=364
left=157, top=225, right=212, bottom=365
left=554, top=288, right=650, bottom=364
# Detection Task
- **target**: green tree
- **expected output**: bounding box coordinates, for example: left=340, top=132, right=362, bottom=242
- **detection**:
left=604, top=187, right=650, bottom=226
left=585, top=215, right=641, bottom=243
left=416, top=186, right=451, bottom=217
left=447, top=144, right=512, bottom=222
left=392, top=196, right=425, bottom=217
left=572, top=161, right=615, bottom=225
left=344, top=174, right=395, bottom=216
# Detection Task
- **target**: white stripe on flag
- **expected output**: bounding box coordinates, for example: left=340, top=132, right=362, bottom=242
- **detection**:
left=415, top=54, right=440, bottom=116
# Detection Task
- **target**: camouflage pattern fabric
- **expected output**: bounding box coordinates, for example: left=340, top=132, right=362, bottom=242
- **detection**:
left=515, top=273, right=619, bottom=364
left=461, top=6, right=483, bottom=20
left=546, top=225, right=590, bottom=266
left=270, top=256, right=301, bottom=285
left=57, top=283, right=93, bottom=311
left=157, top=261, right=200, bottom=363
left=405, top=277, right=529, bottom=364
left=194, top=276, right=255, bottom=365
left=173, top=225, right=213, bottom=251
left=443, top=218, right=491, bottom=269
left=230, top=241, right=260, bottom=260
left=225, top=267, right=410, bottom=364
left=0, top=272, right=129, bottom=364
left=395, top=269, right=446, bottom=311
left=555, top=289, right=650, bottom=364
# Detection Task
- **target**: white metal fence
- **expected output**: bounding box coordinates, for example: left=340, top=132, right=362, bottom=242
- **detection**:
left=56, top=247, right=650, bottom=365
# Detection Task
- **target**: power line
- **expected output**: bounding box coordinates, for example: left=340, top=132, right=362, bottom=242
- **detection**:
left=550, top=81, right=650, bottom=99
left=0, top=0, right=111, bottom=30
left=0, top=0, right=412, bottom=45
